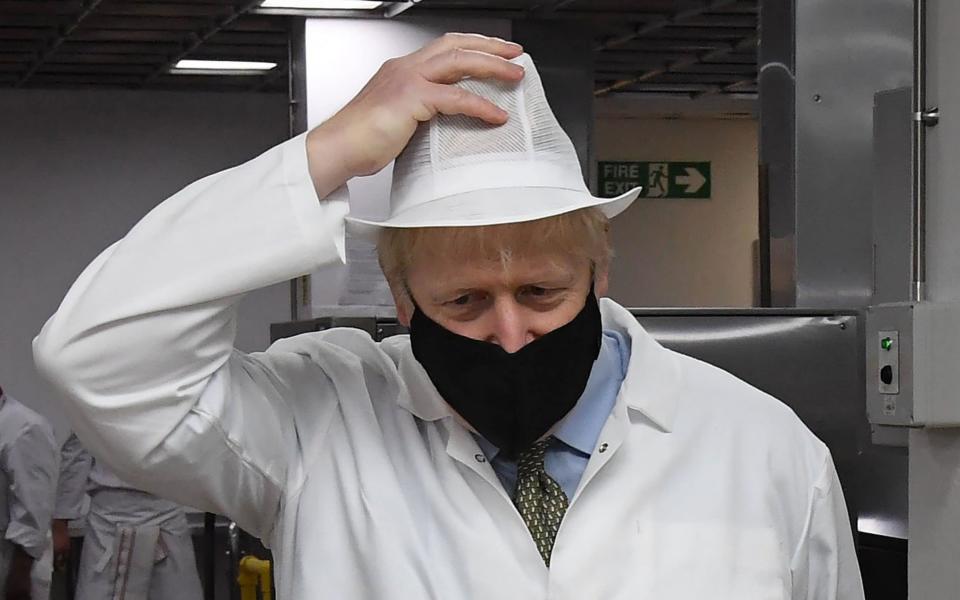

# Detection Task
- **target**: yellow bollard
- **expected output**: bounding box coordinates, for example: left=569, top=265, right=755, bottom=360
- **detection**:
left=237, top=555, right=272, bottom=600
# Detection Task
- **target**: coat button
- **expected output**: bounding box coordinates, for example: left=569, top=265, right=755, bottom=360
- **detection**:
left=474, top=454, right=487, bottom=463
left=598, top=442, right=609, bottom=453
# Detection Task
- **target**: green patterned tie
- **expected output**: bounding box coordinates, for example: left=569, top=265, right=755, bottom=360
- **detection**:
left=513, top=437, right=569, bottom=567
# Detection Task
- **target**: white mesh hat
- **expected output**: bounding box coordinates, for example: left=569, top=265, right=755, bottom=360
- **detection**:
left=345, top=53, right=642, bottom=238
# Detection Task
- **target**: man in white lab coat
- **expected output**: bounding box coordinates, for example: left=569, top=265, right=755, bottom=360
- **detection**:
left=53, top=433, right=204, bottom=600
left=0, top=386, right=58, bottom=600
left=34, top=34, right=865, bottom=599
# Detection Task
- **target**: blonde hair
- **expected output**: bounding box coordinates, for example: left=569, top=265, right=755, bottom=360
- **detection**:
left=377, top=207, right=612, bottom=288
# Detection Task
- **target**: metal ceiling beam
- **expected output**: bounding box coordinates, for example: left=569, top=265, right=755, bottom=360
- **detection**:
left=0, top=52, right=33, bottom=62
left=0, top=1, right=83, bottom=15
left=598, top=51, right=725, bottom=67
left=678, top=14, right=757, bottom=27
left=384, top=0, right=423, bottom=19
left=345, top=7, right=659, bottom=24
left=527, top=0, right=581, bottom=16
left=38, top=63, right=155, bottom=74
left=24, top=72, right=142, bottom=85
left=94, top=3, right=237, bottom=18
left=594, top=33, right=757, bottom=96
left=597, top=83, right=757, bottom=97
left=0, top=41, right=41, bottom=52
left=141, top=0, right=267, bottom=86
left=693, top=76, right=757, bottom=98
left=46, top=40, right=285, bottom=58
left=15, top=0, right=106, bottom=87
left=596, top=70, right=754, bottom=84
left=614, top=27, right=757, bottom=41
left=601, top=40, right=735, bottom=53
left=599, top=83, right=721, bottom=93
left=45, top=53, right=164, bottom=64
left=0, top=28, right=56, bottom=40
left=58, top=15, right=288, bottom=33
left=53, top=41, right=177, bottom=54
left=595, top=0, right=739, bottom=52
left=2, top=14, right=72, bottom=26
left=597, top=60, right=757, bottom=75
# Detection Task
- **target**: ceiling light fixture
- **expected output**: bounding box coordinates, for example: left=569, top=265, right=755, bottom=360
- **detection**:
left=259, top=0, right=384, bottom=9
left=171, top=60, right=278, bottom=75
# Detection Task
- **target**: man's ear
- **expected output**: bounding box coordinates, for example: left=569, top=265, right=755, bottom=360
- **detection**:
left=594, top=265, right=610, bottom=298
left=389, top=280, right=414, bottom=327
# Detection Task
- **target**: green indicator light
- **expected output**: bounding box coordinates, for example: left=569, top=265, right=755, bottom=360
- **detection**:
left=881, top=337, right=894, bottom=351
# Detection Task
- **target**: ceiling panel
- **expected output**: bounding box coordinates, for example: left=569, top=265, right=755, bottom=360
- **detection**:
left=0, top=0, right=757, bottom=96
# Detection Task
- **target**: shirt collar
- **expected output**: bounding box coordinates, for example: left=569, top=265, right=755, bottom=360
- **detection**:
left=551, top=330, right=627, bottom=455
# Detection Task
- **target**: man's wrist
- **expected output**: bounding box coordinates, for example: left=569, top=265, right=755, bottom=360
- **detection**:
left=306, top=123, right=355, bottom=200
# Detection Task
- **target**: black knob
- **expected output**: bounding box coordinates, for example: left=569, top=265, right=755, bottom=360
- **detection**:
left=880, top=365, right=894, bottom=385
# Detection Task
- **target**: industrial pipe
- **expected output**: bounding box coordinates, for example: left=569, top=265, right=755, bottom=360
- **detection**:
left=912, top=0, right=940, bottom=301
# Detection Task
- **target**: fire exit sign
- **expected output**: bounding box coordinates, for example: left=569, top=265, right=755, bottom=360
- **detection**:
left=598, top=161, right=711, bottom=199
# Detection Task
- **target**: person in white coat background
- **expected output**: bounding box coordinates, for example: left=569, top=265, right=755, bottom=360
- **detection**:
left=34, top=34, right=865, bottom=599
left=52, top=433, right=204, bottom=600
left=0, top=386, right=58, bottom=600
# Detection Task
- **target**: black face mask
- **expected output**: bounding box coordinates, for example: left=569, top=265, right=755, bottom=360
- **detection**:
left=409, top=289, right=602, bottom=459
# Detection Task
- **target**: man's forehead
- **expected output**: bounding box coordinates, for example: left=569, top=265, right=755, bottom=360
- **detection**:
left=411, top=252, right=584, bottom=289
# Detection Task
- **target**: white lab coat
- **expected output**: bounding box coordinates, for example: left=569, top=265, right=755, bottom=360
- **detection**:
left=0, top=394, right=58, bottom=600
left=34, top=134, right=865, bottom=599
left=55, top=433, right=203, bottom=600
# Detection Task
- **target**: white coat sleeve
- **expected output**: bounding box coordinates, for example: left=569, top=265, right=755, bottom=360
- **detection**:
left=33, top=134, right=350, bottom=539
left=3, top=420, right=58, bottom=559
left=53, top=433, right=92, bottom=521
left=790, top=455, right=865, bottom=600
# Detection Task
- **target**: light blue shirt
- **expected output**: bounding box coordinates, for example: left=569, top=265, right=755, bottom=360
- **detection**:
left=474, top=330, right=630, bottom=500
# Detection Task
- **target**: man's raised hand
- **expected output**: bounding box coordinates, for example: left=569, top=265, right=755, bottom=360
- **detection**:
left=305, top=33, right=524, bottom=198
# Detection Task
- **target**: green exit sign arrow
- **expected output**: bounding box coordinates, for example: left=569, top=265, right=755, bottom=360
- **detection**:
left=675, top=166, right=707, bottom=194
left=598, top=161, right=711, bottom=199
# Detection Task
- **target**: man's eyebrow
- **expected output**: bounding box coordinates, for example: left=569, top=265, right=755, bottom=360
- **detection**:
left=514, top=268, right=579, bottom=286
left=532, top=271, right=579, bottom=284
left=427, top=271, right=579, bottom=300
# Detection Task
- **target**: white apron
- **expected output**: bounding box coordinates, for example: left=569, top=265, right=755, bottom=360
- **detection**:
left=74, top=491, right=203, bottom=600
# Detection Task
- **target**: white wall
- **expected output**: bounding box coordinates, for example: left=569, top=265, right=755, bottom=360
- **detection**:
left=594, top=99, right=759, bottom=307
left=0, top=89, right=290, bottom=436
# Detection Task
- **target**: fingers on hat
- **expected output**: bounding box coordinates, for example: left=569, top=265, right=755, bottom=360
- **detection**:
left=427, top=82, right=508, bottom=124
left=421, top=48, right=524, bottom=85
left=424, top=33, right=523, bottom=60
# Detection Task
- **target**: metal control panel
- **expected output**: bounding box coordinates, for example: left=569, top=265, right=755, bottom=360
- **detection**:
left=866, top=302, right=960, bottom=429
left=866, top=304, right=915, bottom=427
left=877, top=330, right=901, bottom=395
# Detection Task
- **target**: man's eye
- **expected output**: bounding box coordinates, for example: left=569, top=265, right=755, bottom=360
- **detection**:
left=445, top=293, right=483, bottom=307
left=522, top=286, right=553, bottom=298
